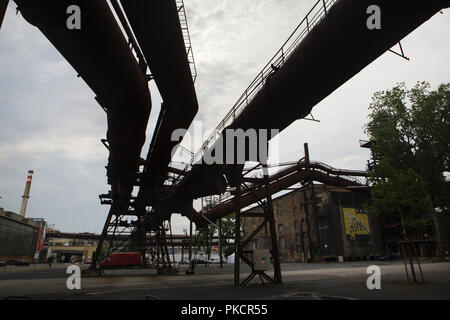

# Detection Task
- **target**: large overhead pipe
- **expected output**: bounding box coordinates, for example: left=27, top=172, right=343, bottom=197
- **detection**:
left=170, top=0, right=449, bottom=205
left=191, top=161, right=366, bottom=226
left=121, top=0, right=199, bottom=205
left=15, top=0, right=152, bottom=206
left=0, top=0, right=8, bottom=29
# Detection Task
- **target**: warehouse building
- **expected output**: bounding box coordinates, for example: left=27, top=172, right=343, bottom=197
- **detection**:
left=0, top=207, right=45, bottom=263
left=242, top=184, right=383, bottom=262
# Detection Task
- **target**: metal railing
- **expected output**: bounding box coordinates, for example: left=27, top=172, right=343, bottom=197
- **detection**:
left=310, top=160, right=368, bottom=177
left=179, top=0, right=339, bottom=176
left=176, top=0, right=198, bottom=83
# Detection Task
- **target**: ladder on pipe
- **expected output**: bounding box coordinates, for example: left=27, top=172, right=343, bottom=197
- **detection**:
left=176, top=0, right=198, bottom=83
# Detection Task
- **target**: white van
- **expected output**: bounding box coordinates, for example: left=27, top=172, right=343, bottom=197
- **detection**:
left=208, top=257, right=221, bottom=264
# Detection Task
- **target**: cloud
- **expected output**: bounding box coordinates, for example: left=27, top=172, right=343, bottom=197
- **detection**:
left=0, top=6, right=110, bottom=232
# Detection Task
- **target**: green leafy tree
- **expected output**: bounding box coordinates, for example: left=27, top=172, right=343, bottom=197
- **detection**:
left=192, top=213, right=236, bottom=260
left=366, top=159, right=430, bottom=231
left=220, top=213, right=236, bottom=258
left=192, top=223, right=216, bottom=261
left=220, top=213, right=236, bottom=246
left=365, top=82, right=450, bottom=259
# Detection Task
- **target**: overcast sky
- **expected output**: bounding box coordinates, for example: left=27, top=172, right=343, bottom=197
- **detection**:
left=0, top=1, right=449, bottom=234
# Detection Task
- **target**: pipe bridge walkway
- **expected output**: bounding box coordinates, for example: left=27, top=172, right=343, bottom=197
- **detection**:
left=178, top=0, right=339, bottom=174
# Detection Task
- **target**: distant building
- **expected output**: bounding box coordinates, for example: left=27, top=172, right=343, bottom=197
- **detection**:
left=242, top=184, right=383, bottom=262
left=43, top=234, right=98, bottom=264
left=0, top=208, right=45, bottom=263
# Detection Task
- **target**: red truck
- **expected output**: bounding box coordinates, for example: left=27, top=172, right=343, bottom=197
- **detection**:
left=99, top=252, right=142, bottom=269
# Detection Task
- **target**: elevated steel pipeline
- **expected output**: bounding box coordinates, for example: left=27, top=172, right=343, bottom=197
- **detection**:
left=15, top=0, right=152, bottom=208
left=191, top=161, right=367, bottom=226
left=169, top=0, right=448, bottom=208
left=121, top=0, right=199, bottom=208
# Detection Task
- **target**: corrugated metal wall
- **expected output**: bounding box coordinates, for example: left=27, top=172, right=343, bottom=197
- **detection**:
left=0, top=215, right=38, bottom=259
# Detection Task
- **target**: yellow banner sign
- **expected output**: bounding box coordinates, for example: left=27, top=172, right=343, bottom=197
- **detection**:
left=343, top=208, right=370, bottom=240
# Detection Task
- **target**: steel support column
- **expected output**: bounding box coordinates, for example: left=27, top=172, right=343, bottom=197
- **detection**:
left=264, top=165, right=282, bottom=284
left=304, top=143, right=322, bottom=260
left=233, top=170, right=242, bottom=286
left=187, top=210, right=193, bottom=273
left=302, top=187, right=314, bottom=260
left=232, top=164, right=282, bottom=286
left=219, top=218, right=223, bottom=268
left=90, top=206, right=115, bottom=270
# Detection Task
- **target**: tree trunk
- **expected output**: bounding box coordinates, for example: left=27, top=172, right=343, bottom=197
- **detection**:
left=429, top=208, right=444, bottom=261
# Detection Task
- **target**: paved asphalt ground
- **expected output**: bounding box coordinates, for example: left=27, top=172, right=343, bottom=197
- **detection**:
left=0, top=261, right=449, bottom=300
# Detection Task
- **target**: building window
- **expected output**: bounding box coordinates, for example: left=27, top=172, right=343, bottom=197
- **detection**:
left=276, top=202, right=281, bottom=217
left=278, top=224, right=284, bottom=233
left=293, top=206, right=297, bottom=216
left=294, top=220, right=299, bottom=230
left=279, top=237, right=286, bottom=254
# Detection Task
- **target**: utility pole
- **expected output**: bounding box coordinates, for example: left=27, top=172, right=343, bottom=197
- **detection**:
left=234, top=170, right=241, bottom=286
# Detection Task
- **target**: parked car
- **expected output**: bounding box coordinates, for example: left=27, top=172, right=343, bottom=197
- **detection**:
left=208, top=257, right=221, bottom=264
left=0, top=261, right=7, bottom=267
left=178, top=260, right=189, bottom=265
left=99, top=252, right=142, bottom=269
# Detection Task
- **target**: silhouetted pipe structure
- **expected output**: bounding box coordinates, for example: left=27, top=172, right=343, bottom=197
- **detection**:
left=121, top=0, right=199, bottom=208
left=0, top=0, right=8, bottom=29
left=15, top=0, right=152, bottom=209
left=169, top=0, right=449, bottom=210
left=8, top=0, right=449, bottom=267
left=191, top=161, right=367, bottom=227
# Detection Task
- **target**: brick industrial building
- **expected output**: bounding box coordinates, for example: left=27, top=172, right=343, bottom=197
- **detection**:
left=242, top=184, right=384, bottom=262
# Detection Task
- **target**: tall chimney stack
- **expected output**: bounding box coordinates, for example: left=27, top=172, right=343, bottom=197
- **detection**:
left=19, top=170, right=34, bottom=217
